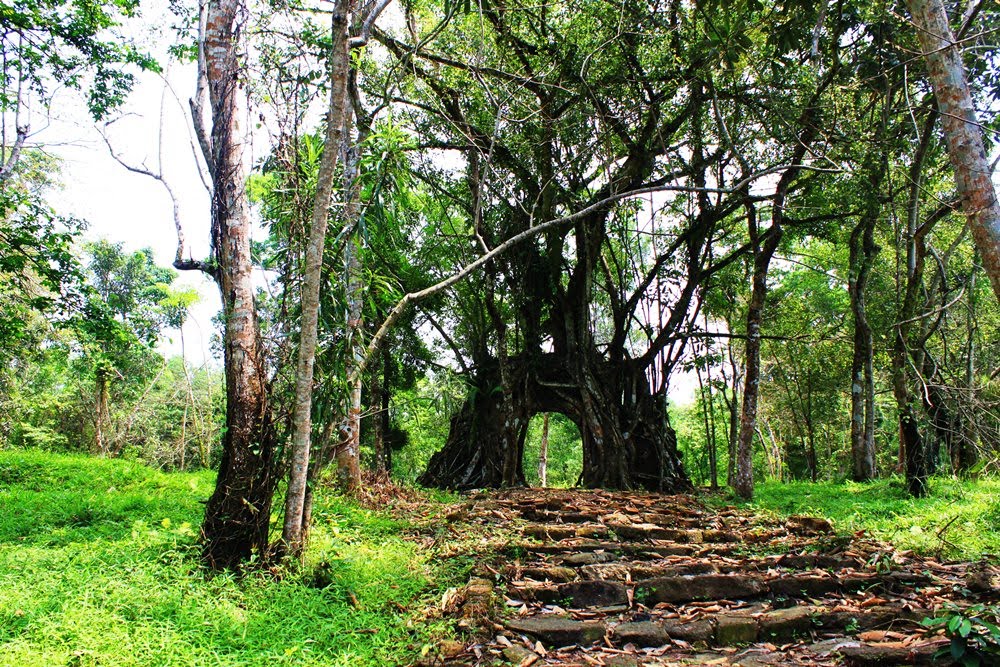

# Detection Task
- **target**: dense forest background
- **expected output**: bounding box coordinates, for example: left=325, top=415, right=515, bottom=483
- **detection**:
left=1, top=0, right=999, bottom=567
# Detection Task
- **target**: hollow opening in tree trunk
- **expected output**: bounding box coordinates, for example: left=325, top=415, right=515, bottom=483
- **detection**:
left=418, top=353, right=690, bottom=492
left=523, top=412, right=583, bottom=488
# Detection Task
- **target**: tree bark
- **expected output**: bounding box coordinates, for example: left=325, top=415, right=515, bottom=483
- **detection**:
left=280, top=0, right=353, bottom=558
left=724, top=343, right=741, bottom=487
left=733, top=223, right=781, bottom=500
left=371, top=353, right=388, bottom=476
left=94, top=367, right=110, bottom=456
left=334, top=134, right=364, bottom=493
left=849, top=215, right=879, bottom=481
left=696, top=353, right=718, bottom=489
left=420, top=353, right=688, bottom=492
left=198, top=0, right=278, bottom=568
left=956, top=262, right=979, bottom=473
left=906, top=0, right=1000, bottom=301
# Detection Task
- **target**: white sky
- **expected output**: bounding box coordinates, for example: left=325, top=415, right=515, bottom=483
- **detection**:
left=40, top=67, right=222, bottom=369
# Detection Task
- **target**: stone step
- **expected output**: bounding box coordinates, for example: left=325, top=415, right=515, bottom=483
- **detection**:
left=578, top=561, right=719, bottom=581
left=512, top=553, right=865, bottom=582
left=636, top=571, right=929, bottom=604
left=604, top=521, right=742, bottom=543
left=521, top=523, right=611, bottom=540
left=504, top=604, right=926, bottom=651
left=508, top=571, right=927, bottom=609
left=509, top=539, right=726, bottom=558
left=504, top=616, right=606, bottom=647
left=508, top=579, right=629, bottom=607
left=508, top=537, right=826, bottom=561
left=839, top=639, right=948, bottom=666
left=519, top=509, right=599, bottom=523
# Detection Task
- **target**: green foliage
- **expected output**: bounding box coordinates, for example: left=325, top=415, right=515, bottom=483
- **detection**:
left=0, top=151, right=84, bottom=370
left=522, top=413, right=583, bottom=488
left=392, top=373, right=467, bottom=483
left=0, top=238, right=217, bottom=466
left=922, top=604, right=1000, bottom=666
left=0, top=450, right=458, bottom=666
left=0, top=0, right=158, bottom=118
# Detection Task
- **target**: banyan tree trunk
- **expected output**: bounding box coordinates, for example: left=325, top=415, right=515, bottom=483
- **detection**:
left=419, top=358, right=531, bottom=489
left=420, top=353, right=689, bottom=492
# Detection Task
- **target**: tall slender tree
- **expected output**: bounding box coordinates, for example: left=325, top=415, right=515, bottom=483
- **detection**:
left=190, top=0, right=278, bottom=568
left=281, top=0, right=353, bottom=559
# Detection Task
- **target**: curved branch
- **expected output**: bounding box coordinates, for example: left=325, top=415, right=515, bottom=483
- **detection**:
left=353, top=162, right=831, bottom=381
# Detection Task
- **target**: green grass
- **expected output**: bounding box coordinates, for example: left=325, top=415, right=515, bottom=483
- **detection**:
left=729, top=476, right=1000, bottom=560
left=0, top=450, right=462, bottom=667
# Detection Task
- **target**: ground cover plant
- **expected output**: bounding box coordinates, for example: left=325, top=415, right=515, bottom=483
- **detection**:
left=736, top=477, right=1000, bottom=560
left=0, top=450, right=462, bottom=667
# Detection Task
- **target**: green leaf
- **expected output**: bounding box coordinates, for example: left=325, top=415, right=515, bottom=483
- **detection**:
left=951, top=637, right=967, bottom=660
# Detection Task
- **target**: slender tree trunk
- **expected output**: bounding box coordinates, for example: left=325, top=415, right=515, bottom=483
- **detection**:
left=380, top=349, right=392, bottom=474
left=906, top=0, right=1000, bottom=301
left=849, top=216, right=879, bottom=481
left=696, top=357, right=718, bottom=489
left=281, top=0, right=353, bottom=557
left=704, top=342, right=720, bottom=490
left=335, top=134, right=364, bottom=493
left=957, top=262, right=979, bottom=473
left=889, top=111, right=939, bottom=498
left=734, top=218, right=781, bottom=500
left=94, top=368, right=110, bottom=456
left=805, top=408, right=818, bottom=483
left=371, top=355, right=387, bottom=476
left=733, top=93, right=820, bottom=498
left=198, top=0, right=279, bottom=568
left=724, top=343, right=740, bottom=486
left=538, top=413, right=549, bottom=487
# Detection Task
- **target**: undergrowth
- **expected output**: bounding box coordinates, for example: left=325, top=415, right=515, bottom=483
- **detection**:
left=723, top=476, right=1000, bottom=560
left=0, top=450, right=464, bottom=667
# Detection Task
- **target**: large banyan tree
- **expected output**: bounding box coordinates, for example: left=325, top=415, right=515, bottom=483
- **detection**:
left=370, top=0, right=783, bottom=490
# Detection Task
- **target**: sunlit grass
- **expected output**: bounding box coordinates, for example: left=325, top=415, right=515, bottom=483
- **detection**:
left=729, top=476, right=1000, bottom=560
left=0, top=450, right=460, bottom=667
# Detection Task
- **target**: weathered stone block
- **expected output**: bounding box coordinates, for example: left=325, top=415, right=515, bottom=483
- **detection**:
left=715, top=615, right=758, bottom=645
left=505, top=616, right=606, bottom=647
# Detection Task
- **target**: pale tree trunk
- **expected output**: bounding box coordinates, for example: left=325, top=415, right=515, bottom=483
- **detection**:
left=695, top=348, right=719, bottom=489
left=380, top=358, right=392, bottom=474
left=704, top=344, right=720, bottom=489
left=281, top=0, right=353, bottom=558
left=370, top=354, right=387, bottom=476
left=538, top=413, right=549, bottom=487
left=723, top=342, right=741, bottom=487
left=371, top=349, right=392, bottom=475
left=906, top=0, right=1000, bottom=301
left=197, top=0, right=278, bottom=568
left=94, top=368, right=110, bottom=456
left=335, top=133, right=364, bottom=493
left=957, top=261, right=979, bottom=473
left=891, top=112, right=937, bottom=498
left=848, top=111, right=886, bottom=482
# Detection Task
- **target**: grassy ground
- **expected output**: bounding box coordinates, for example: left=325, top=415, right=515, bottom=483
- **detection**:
left=729, top=476, right=1000, bottom=561
left=0, top=450, right=462, bottom=667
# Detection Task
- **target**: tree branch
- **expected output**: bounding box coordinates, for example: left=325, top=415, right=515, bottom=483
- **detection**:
left=348, top=0, right=393, bottom=48
left=353, top=162, right=834, bottom=381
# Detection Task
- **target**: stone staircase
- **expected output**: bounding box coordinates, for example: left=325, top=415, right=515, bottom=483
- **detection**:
left=437, top=488, right=998, bottom=666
